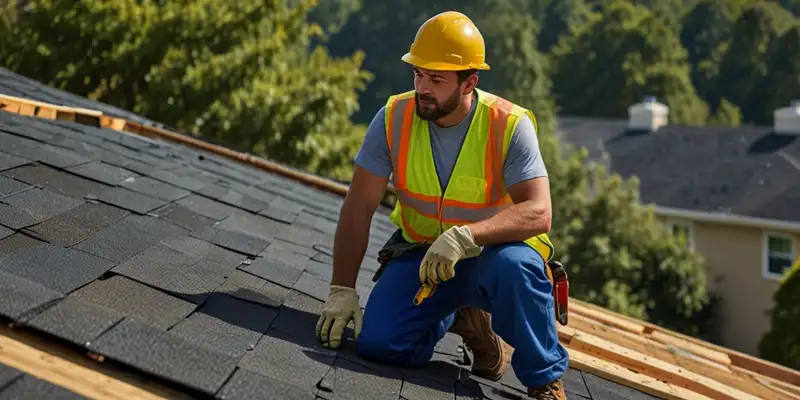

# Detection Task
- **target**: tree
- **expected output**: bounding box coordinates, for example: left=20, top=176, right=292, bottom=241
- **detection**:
left=550, top=0, right=709, bottom=125
left=469, top=9, right=559, bottom=135
left=711, top=2, right=795, bottom=124
left=679, top=0, right=750, bottom=103
left=531, top=0, right=592, bottom=52
left=543, top=137, right=715, bottom=336
left=707, top=98, right=743, bottom=127
left=750, top=22, right=800, bottom=124
left=304, top=0, right=361, bottom=36
left=0, top=0, right=371, bottom=180
left=759, top=259, right=800, bottom=370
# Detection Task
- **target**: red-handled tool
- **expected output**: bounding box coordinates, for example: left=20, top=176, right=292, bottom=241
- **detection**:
left=548, top=261, right=569, bottom=326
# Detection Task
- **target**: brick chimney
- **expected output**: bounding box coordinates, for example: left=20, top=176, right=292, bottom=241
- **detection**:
left=628, top=95, right=668, bottom=131
left=774, top=100, right=800, bottom=135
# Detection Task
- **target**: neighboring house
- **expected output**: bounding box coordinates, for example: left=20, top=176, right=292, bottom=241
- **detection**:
left=556, top=97, right=800, bottom=357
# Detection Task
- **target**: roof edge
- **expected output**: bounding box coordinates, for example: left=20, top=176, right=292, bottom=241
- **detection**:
left=654, top=206, right=800, bottom=233
left=0, top=93, right=366, bottom=201
left=0, top=323, right=188, bottom=399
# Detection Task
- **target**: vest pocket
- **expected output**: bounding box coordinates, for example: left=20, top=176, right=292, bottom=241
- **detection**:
left=447, top=176, right=486, bottom=203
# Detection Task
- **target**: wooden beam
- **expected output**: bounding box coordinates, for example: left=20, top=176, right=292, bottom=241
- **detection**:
left=0, top=94, right=102, bottom=127
left=672, top=352, right=794, bottom=400
left=569, top=302, right=646, bottom=335
left=567, top=349, right=711, bottom=400
left=569, top=332, right=761, bottom=400
left=648, top=330, right=731, bottom=366
left=0, top=325, right=192, bottom=400
left=729, top=353, right=800, bottom=387
left=732, top=366, right=800, bottom=398
left=564, top=312, right=792, bottom=399
left=566, top=313, right=679, bottom=365
left=571, top=299, right=800, bottom=385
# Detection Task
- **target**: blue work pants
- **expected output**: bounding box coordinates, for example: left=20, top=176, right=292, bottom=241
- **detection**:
left=356, top=242, right=569, bottom=388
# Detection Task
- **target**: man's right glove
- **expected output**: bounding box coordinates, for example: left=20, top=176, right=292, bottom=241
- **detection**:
left=315, top=285, right=363, bottom=349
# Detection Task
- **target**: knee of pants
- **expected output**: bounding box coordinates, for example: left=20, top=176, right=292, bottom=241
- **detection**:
left=479, top=242, right=554, bottom=302
left=356, top=327, right=421, bottom=367
left=481, top=243, right=548, bottom=281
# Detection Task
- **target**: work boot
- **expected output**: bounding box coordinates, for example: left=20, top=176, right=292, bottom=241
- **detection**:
left=527, top=378, right=567, bottom=400
left=448, top=306, right=511, bottom=380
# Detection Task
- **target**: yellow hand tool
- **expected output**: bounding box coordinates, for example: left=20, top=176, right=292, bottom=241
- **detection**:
left=413, top=284, right=436, bottom=305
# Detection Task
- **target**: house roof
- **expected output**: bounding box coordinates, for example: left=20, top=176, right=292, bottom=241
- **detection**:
left=0, top=67, right=799, bottom=399
left=556, top=116, right=800, bottom=225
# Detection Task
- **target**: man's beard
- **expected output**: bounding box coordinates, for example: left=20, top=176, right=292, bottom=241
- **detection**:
left=415, top=89, right=460, bottom=121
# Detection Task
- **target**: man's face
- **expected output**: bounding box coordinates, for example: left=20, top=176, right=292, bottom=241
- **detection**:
left=413, top=67, right=464, bottom=121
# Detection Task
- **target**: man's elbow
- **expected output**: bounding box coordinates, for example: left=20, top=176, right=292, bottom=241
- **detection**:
left=340, top=195, right=377, bottom=223
left=527, top=200, right=551, bottom=235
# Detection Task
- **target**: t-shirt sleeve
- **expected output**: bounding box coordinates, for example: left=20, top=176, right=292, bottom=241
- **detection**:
left=354, top=106, right=393, bottom=178
left=503, top=114, right=548, bottom=188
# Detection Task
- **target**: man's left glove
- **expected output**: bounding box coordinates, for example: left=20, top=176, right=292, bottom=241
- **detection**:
left=419, top=225, right=481, bottom=286
left=316, top=285, right=363, bottom=349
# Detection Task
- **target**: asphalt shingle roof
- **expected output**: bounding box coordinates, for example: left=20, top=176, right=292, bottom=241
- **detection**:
left=556, top=116, right=800, bottom=223
left=0, top=69, right=659, bottom=399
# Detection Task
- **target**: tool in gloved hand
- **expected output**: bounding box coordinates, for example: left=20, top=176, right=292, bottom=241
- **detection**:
left=418, top=225, right=481, bottom=286
left=415, top=258, right=571, bottom=327
left=413, top=284, right=436, bottom=305
left=316, top=285, right=363, bottom=349
left=413, top=225, right=480, bottom=306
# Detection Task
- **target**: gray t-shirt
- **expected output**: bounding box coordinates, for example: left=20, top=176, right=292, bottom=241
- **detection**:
left=354, top=94, right=548, bottom=191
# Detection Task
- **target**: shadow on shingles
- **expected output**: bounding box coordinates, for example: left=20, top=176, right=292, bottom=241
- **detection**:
left=186, top=287, right=473, bottom=398
left=748, top=132, right=797, bottom=154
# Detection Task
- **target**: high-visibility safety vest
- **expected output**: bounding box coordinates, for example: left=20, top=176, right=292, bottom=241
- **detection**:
left=384, top=88, right=555, bottom=262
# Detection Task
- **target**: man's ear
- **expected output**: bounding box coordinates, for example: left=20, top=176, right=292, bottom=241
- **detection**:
left=461, top=73, right=478, bottom=94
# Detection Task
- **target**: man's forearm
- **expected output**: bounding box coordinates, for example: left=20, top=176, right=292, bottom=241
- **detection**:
left=468, top=199, right=551, bottom=246
left=330, top=202, right=373, bottom=288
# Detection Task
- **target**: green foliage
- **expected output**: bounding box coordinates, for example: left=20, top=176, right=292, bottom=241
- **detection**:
left=679, top=0, right=748, bottom=102
left=707, top=98, right=743, bottom=127
left=711, top=1, right=795, bottom=123
left=0, top=0, right=371, bottom=178
left=550, top=0, right=709, bottom=125
left=750, top=22, right=800, bottom=123
left=759, top=260, right=800, bottom=370
left=543, top=135, right=714, bottom=335
left=305, top=0, right=361, bottom=35
left=469, top=10, right=558, bottom=135
left=528, top=0, right=593, bottom=52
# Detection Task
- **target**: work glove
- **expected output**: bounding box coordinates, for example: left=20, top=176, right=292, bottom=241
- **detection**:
left=316, top=285, right=363, bottom=349
left=419, top=225, right=481, bottom=286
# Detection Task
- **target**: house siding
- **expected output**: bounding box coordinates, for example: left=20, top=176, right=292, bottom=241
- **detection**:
left=675, top=220, right=800, bottom=356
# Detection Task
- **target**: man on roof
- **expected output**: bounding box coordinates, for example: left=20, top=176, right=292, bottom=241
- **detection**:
left=315, top=10, right=569, bottom=400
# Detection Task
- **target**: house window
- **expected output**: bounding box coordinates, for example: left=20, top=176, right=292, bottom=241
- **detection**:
left=667, top=219, right=694, bottom=250
left=764, top=233, right=795, bottom=279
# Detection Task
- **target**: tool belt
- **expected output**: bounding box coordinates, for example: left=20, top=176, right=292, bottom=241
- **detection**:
left=373, top=230, right=570, bottom=326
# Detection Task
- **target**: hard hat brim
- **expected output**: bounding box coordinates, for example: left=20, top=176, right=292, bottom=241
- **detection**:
left=402, top=53, right=490, bottom=71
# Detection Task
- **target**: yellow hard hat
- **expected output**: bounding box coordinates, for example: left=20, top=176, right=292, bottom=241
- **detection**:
left=402, top=11, right=490, bottom=71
